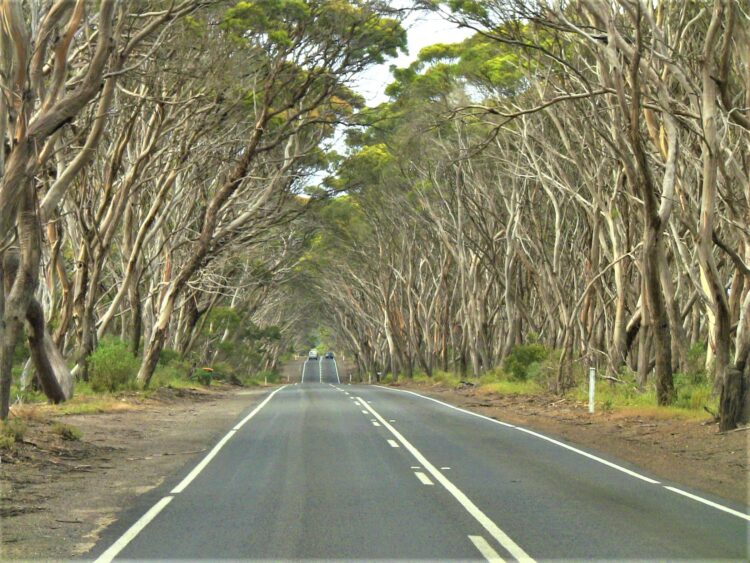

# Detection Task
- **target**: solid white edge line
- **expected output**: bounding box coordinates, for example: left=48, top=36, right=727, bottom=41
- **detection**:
left=388, top=439, right=400, bottom=448
left=469, top=535, right=506, bottom=563
left=232, top=385, right=287, bottom=431
left=374, top=385, right=750, bottom=521
left=302, top=360, right=307, bottom=383
left=357, top=396, right=534, bottom=562
left=414, top=471, right=434, bottom=485
left=513, top=427, right=659, bottom=484
left=664, top=486, right=750, bottom=521
left=172, top=385, right=286, bottom=494
left=374, top=385, right=658, bottom=484
left=94, top=496, right=174, bottom=563
left=333, top=359, right=341, bottom=383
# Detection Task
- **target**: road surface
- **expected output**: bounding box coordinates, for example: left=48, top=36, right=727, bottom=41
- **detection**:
left=90, top=358, right=749, bottom=561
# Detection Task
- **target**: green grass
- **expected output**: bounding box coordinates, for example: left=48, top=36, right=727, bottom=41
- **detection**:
left=394, top=360, right=715, bottom=422
left=56, top=397, right=137, bottom=415
left=479, top=379, right=542, bottom=395
left=403, top=370, right=461, bottom=387
left=0, top=418, right=27, bottom=450
left=50, top=422, right=83, bottom=441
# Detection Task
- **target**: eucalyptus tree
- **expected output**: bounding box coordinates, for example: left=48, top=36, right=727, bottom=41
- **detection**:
left=422, top=0, right=749, bottom=429
left=0, top=0, right=205, bottom=419
left=302, top=0, right=748, bottom=431
left=134, top=1, right=406, bottom=386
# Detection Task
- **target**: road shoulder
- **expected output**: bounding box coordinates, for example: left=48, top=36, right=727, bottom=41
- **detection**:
left=0, top=385, right=270, bottom=560
left=383, top=382, right=748, bottom=506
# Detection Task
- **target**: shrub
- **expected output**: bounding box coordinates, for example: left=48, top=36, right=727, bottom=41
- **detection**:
left=158, top=348, right=181, bottom=366
left=674, top=383, right=713, bottom=411
left=152, top=357, right=193, bottom=387
left=503, top=344, right=549, bottom=381
left=685, top=343, right=708, bottom=384
left=88, top=338, right=140, bottom=392
left=256, top=370, right=279, bottom=384
left=0, top=418, right=27, bottom=449
left=411, top=371, right=431, bottom=384
left=51, top=422, right=82, bottom=441
left=431, top=370, right=461, bottom=387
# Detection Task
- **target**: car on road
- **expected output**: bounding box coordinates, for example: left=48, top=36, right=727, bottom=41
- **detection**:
left=308, top=349, right=318, bottom=360
left=324, top=351, right=334, bottom=359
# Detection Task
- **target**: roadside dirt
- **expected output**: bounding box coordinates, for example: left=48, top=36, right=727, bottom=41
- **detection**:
left=0, top=384, right=268, bottom=560
left=388, top=381, right=749, bottom=506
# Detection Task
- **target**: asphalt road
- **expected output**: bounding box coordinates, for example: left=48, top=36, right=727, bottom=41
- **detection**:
left=90, top=359, right=749, bottom=561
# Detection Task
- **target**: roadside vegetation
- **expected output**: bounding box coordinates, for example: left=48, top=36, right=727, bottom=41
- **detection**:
left=380, top=341, right=716, bottom=421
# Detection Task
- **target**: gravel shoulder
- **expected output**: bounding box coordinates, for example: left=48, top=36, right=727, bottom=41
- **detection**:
left=0, top=384, right=270, bottom=560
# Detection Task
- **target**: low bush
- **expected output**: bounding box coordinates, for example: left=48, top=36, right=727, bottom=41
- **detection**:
left=410, top=371, right=431, bottom=384
left=88, top=338, right=139, bottom=392
left=431, top=370, right=461, bottom=387
left=479, top=379, right=540, bottom=396
left=674, top=382, right=714, bottom=411
left=503, top=344, right=550, bottom=381
left=158, top=348, right=181, bottom=366
left=50, top=422, right=82, bottom=441
left=0, top=418, right=27, bottom=450
left=152, top=359, right=193, bottom=388
left=685, top=343, right=709, bottom=384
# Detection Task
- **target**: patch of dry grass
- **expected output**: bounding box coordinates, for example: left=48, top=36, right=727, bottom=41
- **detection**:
left=607, top=405, right=712, bottom=421
left=55, top=397, right=143, bottom=416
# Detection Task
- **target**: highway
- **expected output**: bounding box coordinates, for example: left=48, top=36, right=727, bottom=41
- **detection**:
left=90, top=358, right=749, bottom=561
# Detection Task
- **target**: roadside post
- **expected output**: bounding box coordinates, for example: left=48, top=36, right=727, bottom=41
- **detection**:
left=588, top=366, right=596, bottom=413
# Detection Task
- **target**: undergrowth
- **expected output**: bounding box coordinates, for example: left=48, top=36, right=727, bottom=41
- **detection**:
left=387, top=342, right=715, bottom=420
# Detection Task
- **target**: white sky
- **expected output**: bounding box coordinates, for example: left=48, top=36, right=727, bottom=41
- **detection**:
left=352, top=5, right=474, bottom=106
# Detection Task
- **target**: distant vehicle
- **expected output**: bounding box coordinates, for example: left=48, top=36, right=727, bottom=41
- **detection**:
left=308, top=349, right=318, bottom=360
left=324, top=351, right=334, bottom=359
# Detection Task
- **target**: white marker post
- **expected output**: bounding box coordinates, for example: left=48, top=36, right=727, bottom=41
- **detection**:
left=588, top=367, right=595, bottom=413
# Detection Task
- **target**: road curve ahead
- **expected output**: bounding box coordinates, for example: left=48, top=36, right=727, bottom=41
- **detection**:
left=90, top=370, right=749, bottom=561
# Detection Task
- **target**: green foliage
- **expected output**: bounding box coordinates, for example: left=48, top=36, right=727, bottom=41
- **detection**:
left=0, top=418, right=27, bottom=449
left=446, top=0, right=489, bottom=19
left=674, top=384, right=713, bottom=411
left=50, top=422, right=82, bottom=441
left=10, top=384, right=45, bottom=405
left=222, top=0, right=406, bottom=64
left=672, top=371, right=715, bottom=411
left=152, top=358, right=193, bottom=388
left=480, top=379, right=541, bottom=396
left=425, top=370, right=461, bottom=387
left=88, top=339, right=140, bottom=393
left=158, top=348, right=182, bottom=366
left=503, top=344, right=549, bottom=381
left=241, top=369, right=281, bottom=386
left=685, top=343, right=708, bottom=384
left=15, top=340, right=28, bottom=364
